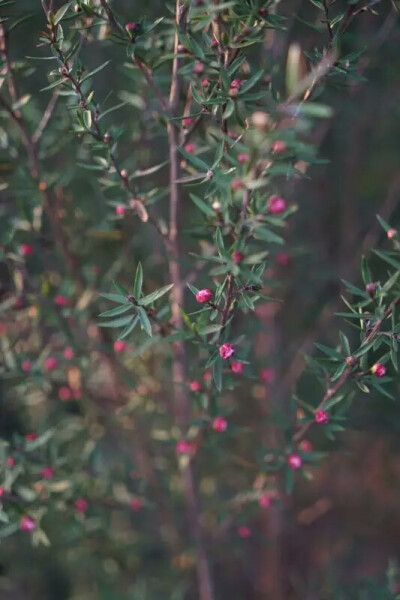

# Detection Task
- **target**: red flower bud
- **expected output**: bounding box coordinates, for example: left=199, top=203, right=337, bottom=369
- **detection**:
left=219, top=343, right=235, bottom=360
left=195, top=289, right=212, bottom=303
left=267, top=195, right=287, bottom=215
left=371, top=363, right=386, bottom=378
left=287, top=454, right=302, bottom=470
left=315, top=410, right=329, bottom=424
left=212, top=416, right=227, bottom=432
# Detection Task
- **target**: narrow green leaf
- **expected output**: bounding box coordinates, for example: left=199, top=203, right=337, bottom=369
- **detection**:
left=139, top=284, right=174, bottom=306
left=98, top=315, right=134, bottom=328
left=99, top=304, right=132, bottom=318
left=83, top=110, right=92, bottom=129
left=133, top=263, right=143, bottom=298
left=80, top=60, right=112, bottom=84
left=138, top=307, right=152, bottom=337
left=190, top=194, right=215, bottom=217
left=54, top=3, right=71, bottom=25
left=118, top=316, right=139, bottom=340
left=99, top=292, right=128, bottom=304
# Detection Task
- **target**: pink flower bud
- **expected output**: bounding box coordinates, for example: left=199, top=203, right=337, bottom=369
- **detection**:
left=230, top=78, right=242, bottom=90
left=267, top=195, right=287, bottom=215
left=237, top=525, right=251, bottom=538
left=232, top=250, right=244, bottom=264
left=258, top=494, right=271, bottom=508
left=44, top=356, right=58, bottom=371
left=365, top=282, right=376, bottom=296
left=194, top=62, right=204, bottom=74
left=183, top=117, right=194, bottom=127
left=371, top=363, right=386, bottom=378
left=315, top=410, right=329, bottom=424
left=54, top=295, right=68, bottom=307
left=115, top=205, right=126, bottom=216
left=210, top=39, right=219, bottom=49
left=21, top=360, right=32, bottom=372
left=130, top=497, right=143, bottom=511
left=237, top=153, right=249, bottom=164
left=0, top=486, right=4, bottom=497
left=259, top=368, right=274, bottom=383
left=201, top=78, right=210, bottom=87
left=184, top=143, right=196, bottom=154
left=271, top=140, right=287, bottom=154
left=228, top=87, right=239, bottom=99
left=20, top=516, right=36, bottom=532
left=74, top=498, right=88, bottom=513
left=276, top=252, right=290, bottom=266
left=20, top=243, right=34, bottom=257
left=41, top=466, right=54, bottom=479
left=212, top=416, right=227, bottom=432
left=176, top=440, right=194, bottom=455
left=231, top=178, right=244, bottom=190
left=114, top=340, right=127, bottom=353
left=195, top=289, right=212, bottom=303
left=63, top=347, right=75, bottom=360
left=125, top=22, right=139, bottom=31
left=203, top=370, right=212, bottom=382
left=58, top=386, right=72, bottom=401
left=25, top=432, right=38, bottom=442
left=231, top=361, right=244, bottom=374
left=345, top=356, right=356, bottom=367
left=300, top=440, right=312, bottom=452
left=6, top=457, right=15, bottom=468
left=219, top=343, right=235, bottom=360
left=189, top=380, right=202, bottom=392
left=287, top=454, right=302, bottom=470
left=387, top=228, right=397, bottom=239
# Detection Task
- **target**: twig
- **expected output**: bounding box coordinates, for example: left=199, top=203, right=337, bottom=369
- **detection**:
left=32, top=90, right=59, bottom=144
left=293, top=297, right=400, bottom=443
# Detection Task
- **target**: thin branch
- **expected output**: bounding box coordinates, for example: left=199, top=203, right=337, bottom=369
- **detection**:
left=32, top=90, right=59, bottom=144
left=293, top=297, right=400, bottom=443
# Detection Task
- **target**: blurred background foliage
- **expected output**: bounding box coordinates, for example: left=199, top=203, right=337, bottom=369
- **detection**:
left=1, top=1, right=400, bottom=599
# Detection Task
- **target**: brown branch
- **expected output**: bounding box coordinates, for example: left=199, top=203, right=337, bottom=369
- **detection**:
left=166, top=3, right=215, bottom=600
left=32, top=90, right=59, bottom=144
left=98, top=0, right=125, bottom=35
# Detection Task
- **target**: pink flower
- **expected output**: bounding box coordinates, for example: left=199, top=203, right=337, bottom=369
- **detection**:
left=54, top=295, right=68, bottom=307
left=195, top=289, right=212, bottom=303
left=41, top=466, right=54, bottom=479
left=114, top=340, right=127, bottom=353
left=44, top=356, right=58, bottom=371
left=189, top=380, right=202, bottom=392
left=176, top=440, right=194, bottom=455
left=201, top=78, right=210, bottom=87
left=20, top=243, right=33, bottom=257
left=230, top=78, right=242, bottom=90
left=287, top=454, right=302, bottom=470
left=231, top=178, right=244, bottom=190
left=271, top=140, right=287, bottom=154
left=21, top=360, right=32, bottom=372
left=231, top=361, right=244, bottom=374
left=25, top=433, right=38, bottom=442
left=212, top=416, right=227, bottom=432
left=125, top=22, right=139, bottom=31
left=387, top=228, right=397, bottom=239
left=130, top=497, right=143, bottom=512
left=219, top=343, right=235, bottom=360
left=115, top=205, right=126, bottom=216
left=371, top=363, right=386, bottom=378
left=184, top=142, right=196, bottom=154
left=20, top=516, right=36, bottom=532
left=58, top=386, right=72, bottom=401
left=300, top=440, right=312, bottom=452
left=237, top=525, right=251, bottom=538
left=268, top=195, right=287, bottom=215
left=232, top=250, right=244, bottom=264
left=74, top=498, right=88, bottom=513
left=258, top=494, right=271, bottom=508
left=276, top=252, right=290, bottom=266
left=194, top=62, right=204, bottom=74
left=315, top=410, right=329, bottom=424
left=259, top=368, right=274, bottom=383
left=63, top=347, right=74, bottom=360
left=237, top=153, right=249, bottom=164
